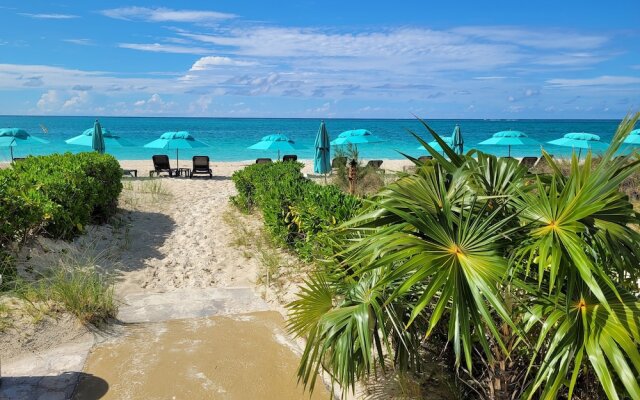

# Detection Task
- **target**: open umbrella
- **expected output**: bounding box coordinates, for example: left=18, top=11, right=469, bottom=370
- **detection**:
left=478, top=130, right=541, bottom=157
left=330, top=129, right=383, bottom=146
left=623, top=129, right=640, bottom=145
left=66, top=125, right=134, bottom=150
left=144, top=131, right=209, bottom=168
left=314, top=121, right=331, bottom=176
left=248, top=134, right=301, bottom=160
left=418, top=136, right=453, bottom=154
left=451, top=125, right=464, bottom=155
left=547, top=132, right=609, bottom=159
left=0, top=128, right=49, bottom=160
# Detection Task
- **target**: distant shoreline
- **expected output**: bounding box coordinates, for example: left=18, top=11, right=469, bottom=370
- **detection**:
left=0, top=114, right=622, bottom=122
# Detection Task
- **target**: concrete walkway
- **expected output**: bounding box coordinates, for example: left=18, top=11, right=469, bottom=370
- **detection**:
left=0, top=287, right=285, bottom=399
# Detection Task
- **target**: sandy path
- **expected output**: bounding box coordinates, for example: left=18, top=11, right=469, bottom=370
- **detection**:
left=115, top=162, right=262, bottom=295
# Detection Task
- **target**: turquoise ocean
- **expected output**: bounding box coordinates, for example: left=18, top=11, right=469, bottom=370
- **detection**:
left=0, top=116, right=628, bottom=162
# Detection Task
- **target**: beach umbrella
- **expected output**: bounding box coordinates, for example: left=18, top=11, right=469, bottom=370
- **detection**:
left=330, top=129, right=383, bottom=146
left=248, top=133, right=301, bottom=160
left=0, top=128, right=49, bottom=160
left=92, top=120, right=105, bottom=154
left=451, top=125, right=464, bottom=155
left=623, top=129, right=640, bottom=145
left=418, top=136, right=453, bottom=154
left=66, top=125, right=134, bottom=150
left=547, top=132, right=609, bottom=159
left=314, top=121, right=331, bottom=175
left=144, top=131, right=209, bottom=168
left=478, top=130, right=541, bottom=157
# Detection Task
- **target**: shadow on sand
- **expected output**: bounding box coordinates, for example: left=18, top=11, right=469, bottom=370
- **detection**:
left=0, top=372, right=108, bottom=400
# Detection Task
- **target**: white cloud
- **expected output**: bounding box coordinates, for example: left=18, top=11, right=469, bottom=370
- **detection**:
left=63, top=91, right=89, bottom=108
left=119, top=43, right=210, bottom=54
left=101, top=7, right=235, bottom=22
left=190, top=56, right=256, bottom=71
left=547, top=75, right=640, bottom=87
left=37, top=90, right=60, bottom=110
left=64, top=39, right=93, bottom=46
left=452, top=26, right=608, bottom=50
left=20, top=13, right=79, bottom=19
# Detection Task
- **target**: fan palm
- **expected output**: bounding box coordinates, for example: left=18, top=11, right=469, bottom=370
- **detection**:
left=288, top=114, right=640, bottom=399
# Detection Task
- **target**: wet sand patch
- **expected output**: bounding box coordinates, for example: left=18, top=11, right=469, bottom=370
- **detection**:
left=74, top=311, right=329, bottom=399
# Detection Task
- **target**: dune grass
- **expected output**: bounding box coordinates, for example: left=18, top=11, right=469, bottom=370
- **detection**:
left=14, top=251, right=117, bottom=326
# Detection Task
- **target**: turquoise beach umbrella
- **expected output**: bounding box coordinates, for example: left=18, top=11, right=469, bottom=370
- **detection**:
left=144, top=131, right=209, bottom=168
left=314, top=121, right=331, bottom=175
left=330, top=129, right=383, bottom=146
left=248, top=133, right=301, bottom=160
left=478, top=130, right=541, bottom=157
left=418, top=136, right=453, bottom=154
left=66, top=126, right=134, bottom=149
left=623, top=129, right=640, bottom=145
left=547, top=132, right=609, bottom=159
left=0, top=128, right=49, bottom=160
left=451, top=125, right=464, bottom=155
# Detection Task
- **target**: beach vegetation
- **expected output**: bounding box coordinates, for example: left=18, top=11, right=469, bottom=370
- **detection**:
left=287, top=114, right=640, bottom=400
left=13, top=251, right=117, bottom=325
left=332, top=144, right=386, bottom=195
left=231, top=161, right=362, bottom=260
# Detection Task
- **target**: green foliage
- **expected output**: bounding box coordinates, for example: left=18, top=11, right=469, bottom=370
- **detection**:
left=15, top=260, right=117, bottom=325
left=0, top=152, right=122, bottom=279
left=231, top=161, right=362, bottom=259
left=289, top=114, right=640, bottom=399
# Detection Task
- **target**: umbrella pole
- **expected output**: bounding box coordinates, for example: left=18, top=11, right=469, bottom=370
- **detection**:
left=176, top=149, right=179, bottom=169
left=10, top=146, right=14, bottom=161
left=509, top=146, right=511, bottom=158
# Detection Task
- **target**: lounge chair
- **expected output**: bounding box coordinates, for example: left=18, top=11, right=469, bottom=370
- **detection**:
left=519, top=157, right=538, bottom=169
left=151, top=155, right=177, bottom=177
left=190, top=156, right=213, bottom=179
left=255, top=158, right=272, bottom=164
left=331, top=157, right=347, bottom=168
left=282, top=155, right=298, bottom=162
left=418, top=156, right=433, bottom=163
left=366, top=160, right=383, bottom=169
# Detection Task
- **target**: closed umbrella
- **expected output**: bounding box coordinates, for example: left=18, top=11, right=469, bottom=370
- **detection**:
left=66, top=126, right=134, bottom=149
left=547, top=132, right=609, bottom=159
left=314, top=121, right=331, bottom=175
left=478, top=130, right=541, bottom=157
left=451, top=125, right=464, bottom=155
left=0, top=128, right=49, bottom=160
left=92, top=120, right=105, bottom=154
left=248, top=134, right=301, bottom=160
left=144, top=131, right=209, bottom=168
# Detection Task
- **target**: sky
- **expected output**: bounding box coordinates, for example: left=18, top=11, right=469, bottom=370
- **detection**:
left=0, top=0, right=638, bottom=119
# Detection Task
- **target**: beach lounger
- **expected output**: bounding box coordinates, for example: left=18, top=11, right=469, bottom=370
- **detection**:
left=331, top=157, right=347, bottom=168
left=418, top=156, right=432, bottom=163
left=151, top=155, right=177, bottom=177
left=255, top=158, right=272, bottom=164
left=190, top=156, right=213, bottom=179
left=366, top=160, right=383, bottom=169
left=519, top=157, right=538, bottom=169
left=282, top=155, right=298, bottom=162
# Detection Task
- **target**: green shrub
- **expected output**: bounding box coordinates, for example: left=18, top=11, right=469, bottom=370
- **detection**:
left=231, top=162, right=362, bottom=259
left=0, top=153, right=122, bottom=279
left=10, top=152, right=122, bottom=239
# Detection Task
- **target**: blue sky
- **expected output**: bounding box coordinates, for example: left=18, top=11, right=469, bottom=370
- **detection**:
left=0, top=0, right=638, bottom=118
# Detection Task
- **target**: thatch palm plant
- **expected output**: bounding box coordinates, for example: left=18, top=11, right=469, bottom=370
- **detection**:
left=288, top=114, right=640, bottom=399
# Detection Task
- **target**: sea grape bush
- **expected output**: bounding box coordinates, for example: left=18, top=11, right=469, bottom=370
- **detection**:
left=231, top=161, right=362, bottom=259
